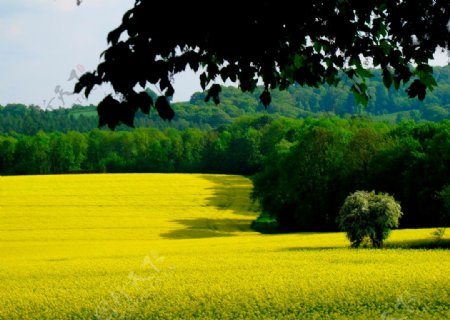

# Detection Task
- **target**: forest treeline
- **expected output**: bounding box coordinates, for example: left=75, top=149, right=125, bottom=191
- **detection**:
left=252, top=117, right=450, bottom=231
left=1, top=67, right=449, bottom=135
left=1, top=115, right=450, bottom=231
left=0, top=115, right=270, bottom=176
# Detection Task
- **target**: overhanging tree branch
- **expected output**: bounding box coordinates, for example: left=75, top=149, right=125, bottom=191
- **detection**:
left=75, top=0, right=450, bottom=129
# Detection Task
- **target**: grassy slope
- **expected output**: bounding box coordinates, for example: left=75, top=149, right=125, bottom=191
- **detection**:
left=0, top=174, right=449, bottom=319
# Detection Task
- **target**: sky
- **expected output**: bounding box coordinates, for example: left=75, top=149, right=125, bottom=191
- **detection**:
left=0, top=0, right=202, bottom=109
left=0, top=0, right=448, bottom=109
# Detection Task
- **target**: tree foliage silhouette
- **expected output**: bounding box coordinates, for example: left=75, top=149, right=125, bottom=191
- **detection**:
left=75, top=0, right=450, bottom=129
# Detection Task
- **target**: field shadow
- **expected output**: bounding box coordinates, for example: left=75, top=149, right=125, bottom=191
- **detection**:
left=160, top=175, right=258, bottom=239
left=160, top=218, right=253, bottom=239
left=385, top=239, right=450, bottom=249
left=281, top=239, right=450, bottom=251
left=279, top=246, right=342, bottom=252
left=200, top=175, right=259, bottom=216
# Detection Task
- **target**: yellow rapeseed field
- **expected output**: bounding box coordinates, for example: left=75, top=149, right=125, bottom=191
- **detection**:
left=0, top=173, right=449, bottom=319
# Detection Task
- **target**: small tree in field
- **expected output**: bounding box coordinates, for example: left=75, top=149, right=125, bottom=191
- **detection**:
left=337, top=191, right=403, bottom=248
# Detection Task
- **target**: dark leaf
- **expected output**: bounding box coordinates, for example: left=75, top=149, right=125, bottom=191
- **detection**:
left=74, top=82, right=84, bottom=94
left=155, top=96, right=175, bottom=121
left=160, top=77, right=171, bottom=91
left=346, top=70, right=356, bottom=79
left=84, top=83, right=95, bottom=98
left=207, top=62, right=219, bottom=78
left=416, top=64, right=437, bottom=90
left=97, top=95, right=121, bottom=130
left=173, top=56, right=187, bottom=73
left=393, top=77, right=401, bottom=91
left=122, top=8, right=134, bottom=24
left=382, top=69, right=392, bottom=88
left=204, top=84, right=222, bottom=105
left=355, top=67, right=373, bottom=79
left=200, top=73, right=208, bottom=90
left=349, top=56, right=361, bottom=68
left=406, top=79, right=427, bottom=101
left=97, top=62, right=107, bottom=77
left=416, top=64, right=433, bottom=75
left=189, top=60, right=199, bottom=72
left=351, top=83, right=369, bottom=106
left=139, top=79, right=146, bottom=88
left=137, top=91, right=153, bottom=114
left=325, top=67, right=339, bottom=86
left=259, top=90, right=271, bottom=109
left=74, top=72, right=99, bottom=97
left=165, top=84, right=175, bottom=97
left=107, top=26, right=124, bottom=45
left=119, top=103, right=135, bottom=128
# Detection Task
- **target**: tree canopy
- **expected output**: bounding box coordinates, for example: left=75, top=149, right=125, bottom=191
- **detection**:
left=75, top=0, right=450, bottom=129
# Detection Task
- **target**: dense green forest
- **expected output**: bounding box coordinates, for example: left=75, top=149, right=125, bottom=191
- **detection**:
left=252, top=117, right=450, bottom=231
left=0, top=115, right=271, bottom=176
left=1, top=115, right=450, bottom=231
left=1, top=67, right=449, bottom=135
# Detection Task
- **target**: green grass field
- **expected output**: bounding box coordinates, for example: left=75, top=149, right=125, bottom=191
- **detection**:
left=0, top=174, right=449, bottom=319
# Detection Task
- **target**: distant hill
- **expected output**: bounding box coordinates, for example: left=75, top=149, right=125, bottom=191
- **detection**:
left=1, top=66, right=449, bottom=135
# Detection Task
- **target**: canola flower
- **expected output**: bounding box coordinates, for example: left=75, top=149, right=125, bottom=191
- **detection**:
left=0, top=173, right=449, bottom=319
